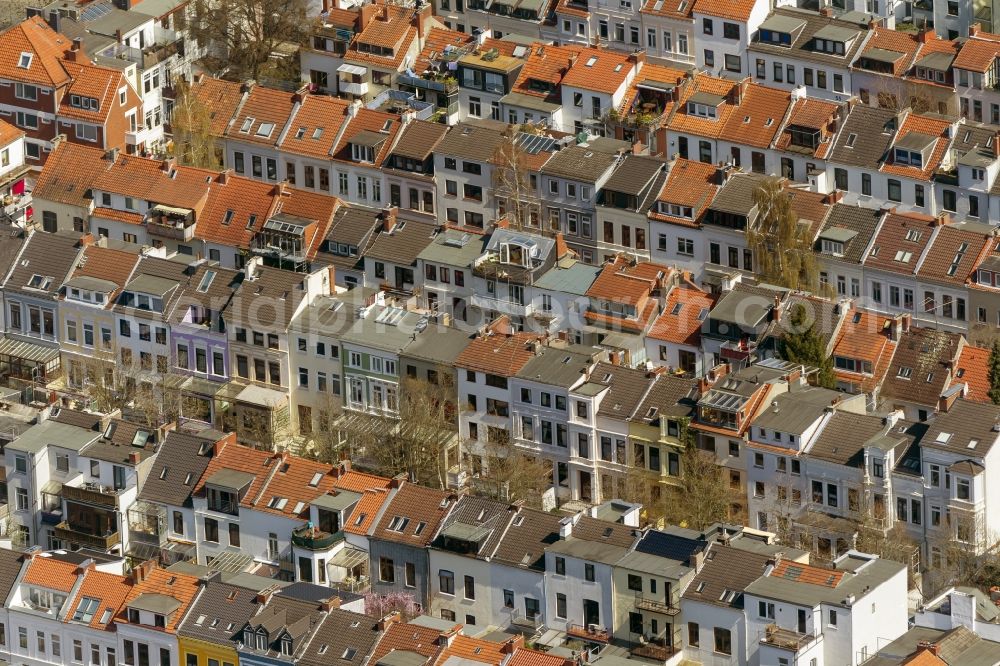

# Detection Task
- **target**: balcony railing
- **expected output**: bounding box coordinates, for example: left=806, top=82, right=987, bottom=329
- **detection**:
left=761, top=625, right=818, bottom=651
left=634, top=593, right=680, bottom=616
left=630, top=638, right=677, bottom=661
left=510, top=610, right=543, bottom=630
left=146, top=217, right=195, bottom=241
left=206, top=499, right=240, bottom=516
left=339, top=80, right=369, bottom=96
left=54, top=522, right=121, bottom=550
left=291, top=526, right=344, bottom=551
left=568, top=624, right=610, bottom=643
left=62, top=483, right=120, bottom=508
left=469, top=293, right=535, bottom=316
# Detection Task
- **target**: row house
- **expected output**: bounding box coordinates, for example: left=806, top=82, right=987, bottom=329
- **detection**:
left=850, top=27, right=960, bottom=116
left=638, top=0, right=696, bottom=67
left=607, top=62, right=686, bottom=154
left=0, top=18, right=143, bottom=166
left=433, top=121, right=505, bottom=232
left=693, top=0, right=778, bottom=78
left=594, top=154, right=667, bottom=261
left=0, top=120, right=30, bottom=226
left=455, top=42, right=524, bottom=124
left=647, top=158, right=720, bottom=278
left=500, top=43, right=577, bottom=129
left=644, top=278, right=715, bottom=375
left=437, top=0, right=550, bottom=43
left=114, top=560, right=200, bottom=666
left=559, top=49, right=643, bottom=136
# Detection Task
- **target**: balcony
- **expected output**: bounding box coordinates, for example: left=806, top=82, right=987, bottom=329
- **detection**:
left=54, top=522, right=121, bottom=550
left=470, top=293, right=535, bottom=317
left=720, top=339, right=757, bottom=363
left=510, top=610, right=543, bottom=631
left=567, top=624, right=609, bottom=643
left=62, top=482, right=120, bottom=509
left=339, top=79, right=369, bottom=96
left=398, top=73, right=459, bottom=94
left=206, top=498, right=240, bottom=516
left=291, top=525, right=344, bottom=551
left=760, top=625, right=819, bottom=651
left=634, top=593, right=680, bottom=616
left=147, top=217, right=195, bottom=241
left=630, top=637, right=677, bottom=661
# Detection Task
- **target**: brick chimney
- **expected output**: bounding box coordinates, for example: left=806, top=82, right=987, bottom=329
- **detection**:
left=823, top=190, right=843, bottom=205
left=918, top=25, right=937, bottom=43
left=993, top=132, right=1000, bottom=159
left=917, top=641, right=941, bottom=656
left=971, top=22, right=982, bottom=37
left=628, top=50, right=646, bottom=67
left=378, top=206, right=398, bottom=233
left=161, top=157, right=176, bottom=173
left=377, top=611, right=401, bottom=630
left=218, top=169, right=231, bottom=185
left=128, top=451, right=141, bottom=464
left=414, top=2, right=432, bottom=39
left=772, top=294, right=782, bottom=322
left=935, top=211, right=950, bottom=226
left=358, top=2, right=378, bottom=28
left=818, top=6, right=833, bottom=16
left=438, top=628, right=460, bottom=648
left=132, top=559, right=157, bottom=585
left=319, top=596, right=341, bottom=612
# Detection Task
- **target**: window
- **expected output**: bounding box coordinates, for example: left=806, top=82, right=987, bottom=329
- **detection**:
left=688, top=623, right=699, bottom=647
left=714, top=628, right=732, bottom=655
left=585, top=563, right=595, bottom=581
left=379, top=557, right=395, bottom=582
left=439, top=570, right=454, bottom=595
left=464, top=575, right=475, bottom=599
left=555, top=556, right=566, bottom=575
left=888, top=179, right=901, bottom=202
left=703, top=17, right=713, bottom=34
left=556, top=593, right=567, bottom=618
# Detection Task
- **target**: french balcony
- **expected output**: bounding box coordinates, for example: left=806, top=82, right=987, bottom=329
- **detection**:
left=54, top=522, right=121, bottom=550
left=62, top=482, right=121, bottom=509
left=567, top=624, right=609, bottom=643
left=291, top=525, right=344, bottom=551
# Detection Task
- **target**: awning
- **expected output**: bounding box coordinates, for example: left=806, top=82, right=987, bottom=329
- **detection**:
left=209, top=549, right=254, bottom=573
left=41, top=480, right=62, bottom=495
left=337, top=63, right=367, bottom=76
left=235, top=384, right=287, bottom=408
left=0, top=337, right=60, bottom=364
left=329, top=547, right=368, bottom=569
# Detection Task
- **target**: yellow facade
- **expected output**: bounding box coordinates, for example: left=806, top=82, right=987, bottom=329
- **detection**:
left=177, top=635, right=240, bottom=666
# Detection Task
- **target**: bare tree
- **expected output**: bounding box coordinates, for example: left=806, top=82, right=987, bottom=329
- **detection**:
left=747, top=178, right=820, bottom=292
left=491, top=125, right=537, bottom=231
left=334, top=376, right=458, bottom=489
left=474, top=431, right=551, bottom=507
left=663, top=441, right=735, bottom=531
left=189, top=0, right=309, bottom=82
left=170, top=79, right=223, bottom=169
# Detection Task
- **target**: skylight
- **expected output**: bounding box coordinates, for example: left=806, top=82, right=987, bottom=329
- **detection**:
left=255, top=122, right=275, bottom=138
left=585, top=56, right=598, bottom=67
left=197, top=270, right=217, bottom=293
left=18, top=52, right=32, bottom=69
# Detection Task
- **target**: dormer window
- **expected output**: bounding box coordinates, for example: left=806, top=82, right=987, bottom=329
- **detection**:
left=788, top=126, right=820, bottom=149
left=499, top=241, right=535, bottom=267
left=69, top=95, right=99, bottom=111
left=759, top=29, right=792, bottom=45
left=244, top=628, right=253, bottom=646
left=813, top=38, right=845, bottom=54
left=687, top=101, right=717, bottom=119
left=255, top=629, right=267, bottom=651
left=352, top=144, right=375, bottom=162
left=280, top=638, right=292, bottom=656
left=659, top=202, right=693, bottom=218
left=972, top=167, right=985, bottom=181
left=894, top=148, right=923, bottom=168
left=27, top=274, right=53, bottom=290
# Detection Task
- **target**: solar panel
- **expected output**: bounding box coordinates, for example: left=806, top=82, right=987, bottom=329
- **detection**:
left=81, top=2, right=113, bottom=21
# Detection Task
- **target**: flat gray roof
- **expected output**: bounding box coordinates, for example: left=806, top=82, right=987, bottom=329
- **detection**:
left=8, top=420, right=99, bottom=455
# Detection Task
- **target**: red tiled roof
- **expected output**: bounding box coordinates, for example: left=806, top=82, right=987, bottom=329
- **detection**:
left=23, top=556, right=78, bottom=592
left=831, top=309, right=896, bottom=394
left=859, top=27, right=919, bottom=77
left=92, top=207, right=144, bottom=225
left=58, top=60, right=127, bottom=124
left=954, top=345, right=990, bottom=404
left=343, top=488, right=391, bottom=535
left=954, top=34, right=1000, bottom=72
left=226, top=85, right=295, bottom=145
left=278, top=94, right=346, bottom=159
left=70, top=245, right=140, bottom=298
left=507, top=649, right=571, bottom=666
left=510, top=43, right=581, bottom=100
left=118, top=566, right=199, bottom=633
left=864, top=211, right=936, bottom=275
left=0, top=17, right=73, bottom=87
left=647, top=285, right=713, bottom=346
left=771, top=560, right=845, bottom=587
left=195, top=174, right=278, bottom=249
left=668, top=74, right=736, bottom=139
left=93, top=154, right=215, bottom=212
left=345, top=4, right=417, bottom=70
left=190, top=77, right=244, bottom=136
left=561, top=47, right=634, bottom=95
left=369, top=621, right=442, bottom=663
left=64, top=569, right=132, bottom=629
left=693, top=0, right=758, bottom=21
left=641, top=0, right=693, bottom=18
left=433, top=635, right=507, bottom=665
left=0, top=119, right=24, bottom=147
left=916, top=224, right=992, bottom=286
left=649, top=159, right=718, bottom=227
left=455, top=325, right=538, bottom=376
left=880, top=113, right=951, bottom=180
left=331, top=108, right=402, bottom=167
left=585, top=255, right=670, bottom=305
left=719, top=82, right=791, bottom=149
left=413, top=27, right=475, bottom=73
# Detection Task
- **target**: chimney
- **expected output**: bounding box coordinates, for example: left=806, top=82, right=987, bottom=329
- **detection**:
left=358, top=2, right=378, bottom=28
left=78, top=232, right=97, bottom=248
left=339, top=458, right=351, bottom=473
left=240, top=80, right=255, bottom=95
left=105, top=147, right=120, bottom=163
left=377, top=611, right=401, bottom=631
left=993, top=132, right=1000, bottom=159
left=414, top=2, right=432, bottom=39
left=74, top=558, right=96, bottom=575
left=939, top=390, right=961, bottom=413
left=901, top=313, right=911, bottom=333
left=71, top=37, right=82, bottom=52
left=438, top=628, right=459, bottom=648
left=500, top=635, right=524, bottom=654
left=715, top=164, right=730, bottom=186
left=132, top=559, right=157, bottom=585
left=255, top=587, right=274, bottom=605
left=889, top=316, right=901, bottom=342
left=689, top=549, right=706, bottom=571
left=558, top=516, right=574, bottom=539
left=628, top=50, right=646, bottom=67
left=218, top=169, right=231, bottom=185
left=161, top=157, right=176, bottom=173
left=128, top=451, right=141, bottom=464
left=917, top=641, right=941, bottom=656
left=348, top=99, right=362, bottom=118
left=772, top=294, right=782, bottom=322
left=823, top=190, right=843, bottom=205
left=766, top=552, right=784, bottom=569
left=918, top=25, right=936, bottom=43
left=971, top=22, right=982, bottom=37
left=935, top=211, right=950, bottom=226
left=378, top=206, right=398, bottom=233
left=212, top=433, right=233, bottom=457
left=319, top=596, right=341, bottom=612
left=818, top=6, right=833, bottom=16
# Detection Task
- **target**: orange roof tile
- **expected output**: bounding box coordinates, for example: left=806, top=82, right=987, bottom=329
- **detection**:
left=413, top=27, right=475, bottom=73
left=434, top=635, right=507, bottom=665
left=22, top=556, right=78, bottom=592
left=510, top=43, right=581, bottom=101
left=93, top=154, right=215, bottom=212
left=278, top=94, right=345, bottom=159
left=720, top=83, right=791, bottom=149
left=0, top=17, right=73, bottom=87
left=227, top=85, right=295, bottom=146
left=585, top=256, right=671, bottom=305
left=668, top=74, right=736, bottom=139
left=774, top=98, right=838, bottom=158
left=331, top=108, right=402, bottom=167
left=455, top=328, right=538, bottom=376
left=92, top=206, right=144, bottom=225
left=33, top=141, right=105, bottom=207
left=59, top=60, right=127, bottom=123
left=333, top=469, right=393, bottom=493
left=195, top=442, right=342, bottom=518
left=641, top=0, right=693, bottom=18
left=507, top=649, right=571, bottom=666
left=278, top=187, right=339, bottom=260
left=903, top=651, right=947, bottom=666
left=190, top=77, right=245, bottom=137
left=647, top=285, right=714, bottom=346
left=955, top=345, right=990, bottom=403
left=119, top=566, right=199, bottom=633
left=343, top=487, right=391, bottom=535
left=693, top=0, right=757, bottom=21
left=771, top=560, right=845, bottom=587
left=864, top=211, right=936, bottom=275
left=64, top=570, right=132, bottom=629
left=195, top=174, right=278, bottom=249
left=555, top=0, right=589, bottom=18
left=618, top=63, right=686, bottom=117
left=860, top=27, right=918, bottom=77
left=369, top=621, right=442, bottom=663
left=69, top=246, right=139, bottom=302
left=880, top=113, right=951, bottom=180
left=346, top=5, right=417, bottom=69
left=561, top=48, right=634, bottom=95
left=0, top=118, right=24, bottom=147
left=649, top=159, right=718, bottom=227
left=954, top=34, right=1000, bottom=72
left=831, top=309, right=897, bottom=394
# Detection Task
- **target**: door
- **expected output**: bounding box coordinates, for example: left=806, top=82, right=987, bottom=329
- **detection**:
left=583, top=599, right=600, bottom=628
left=797, top=608, right=807, bottom=633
